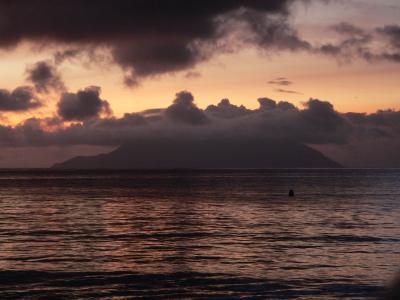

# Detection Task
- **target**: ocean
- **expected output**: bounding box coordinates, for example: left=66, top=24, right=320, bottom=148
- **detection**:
left=0, top=169, right=399, bottom=299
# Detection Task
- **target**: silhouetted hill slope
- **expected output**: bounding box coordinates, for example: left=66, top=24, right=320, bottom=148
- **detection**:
left=52, top=138, right=341, bottom=169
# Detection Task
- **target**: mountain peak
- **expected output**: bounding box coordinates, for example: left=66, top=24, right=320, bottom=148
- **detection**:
left=53, top=138, right=341, bottom=169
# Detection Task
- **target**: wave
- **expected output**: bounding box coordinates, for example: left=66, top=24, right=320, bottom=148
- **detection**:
left=0, top=270, right=383, bottom=299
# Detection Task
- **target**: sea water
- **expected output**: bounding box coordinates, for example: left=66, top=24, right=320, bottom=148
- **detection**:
left=0, top=169, right=399, bottom=299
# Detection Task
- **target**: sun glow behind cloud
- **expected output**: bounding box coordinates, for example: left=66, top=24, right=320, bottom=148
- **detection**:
left=3, top=44, right=399, bottom=127
left=0, top=0, right=399, bottom=167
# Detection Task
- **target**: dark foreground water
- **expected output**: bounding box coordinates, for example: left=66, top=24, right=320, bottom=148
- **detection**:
left=0, top=169, right=399, bottom=299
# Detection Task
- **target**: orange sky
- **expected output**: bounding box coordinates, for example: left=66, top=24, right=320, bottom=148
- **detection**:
left=0, top=0, right=399, bottom=123
left=2, top=44, right=399, bottom=126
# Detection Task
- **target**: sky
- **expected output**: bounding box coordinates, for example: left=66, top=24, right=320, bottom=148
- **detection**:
left=0, top=0, right=399, bottom=168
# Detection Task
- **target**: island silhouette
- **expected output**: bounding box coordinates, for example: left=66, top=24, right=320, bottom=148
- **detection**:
left=53, top=138, right=341, bottom=169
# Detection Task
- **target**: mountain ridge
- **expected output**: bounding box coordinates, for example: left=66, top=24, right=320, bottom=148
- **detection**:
left=53, top=138, right=341, bottom=169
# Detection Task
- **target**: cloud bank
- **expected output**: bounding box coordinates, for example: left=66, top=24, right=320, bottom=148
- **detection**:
left=0, top=88, right=398, bottom=166
left=0, top=89, right=397, bottom=146
left=0, top=1, right=398, bottom=85
left=0, top=0, right=296, bottom=84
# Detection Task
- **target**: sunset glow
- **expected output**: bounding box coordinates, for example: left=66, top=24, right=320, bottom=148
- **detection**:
left=0, top=0, right=399, bottom=167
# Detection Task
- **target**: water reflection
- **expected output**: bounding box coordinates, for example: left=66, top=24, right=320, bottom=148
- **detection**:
left=0, top=169, right=399, bottom=298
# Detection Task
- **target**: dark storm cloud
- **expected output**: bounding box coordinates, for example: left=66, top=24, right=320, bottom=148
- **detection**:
left=165, top=91, right=209, bottom=125
left=257, top=97, right=297, bottom=111
left=301, top=99, right=347, bottom=135
left=26, top=61, right=66, bottom=93
left=0, top=86, right=41, bottom=111
left=316, top=109, right=400, bottom=167
left=345, top=110, right=400, bottom=138
left=0, top=0, right=292, bottom=45
left=0, top=1, right=397, bottom=83
left=235, top=9, right=311, bottom=51
left=57, top=86, right=111, bottom=121
left=258, top=98, right=278, bottom=110
left=0, top=0, right=297, bottom=84
left=206, top=99, right=251, bottom=119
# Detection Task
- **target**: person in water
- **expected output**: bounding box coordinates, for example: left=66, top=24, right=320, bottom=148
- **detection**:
left=289, top=190, right=294, bottom=197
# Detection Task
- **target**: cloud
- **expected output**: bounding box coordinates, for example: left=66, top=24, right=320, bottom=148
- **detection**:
left=1, top=88, right=400, bottom=166
left=317, top=22, right=400, bottom=64
left=165, top=91, right=209, bottom=125
left=268, top=78, right=302, bottom=94
left=378, top=25, right=400, bottom=49
left=26, top=60, right=66, bottom=93
left=206, top=99, right=251, bottom=119
left=312, top=109, right=400, bottom=167
left=57, top=86, right=112, bottom=121
left=53, top=49, right=82, bottom=65
left=0, top=86, right=41, bottom=111
left=300, top=99, right=349, bottom=140
left=0, top=89, right=399, bottom=161
left=234, top=9, right=311, bottom=51
left=258, top=97, right=278, bottom=110
left=332, top=22, right=366, bottom=37
left=0, top=1, right=397, bottom=85
left=0, top=90, right=352, bottom=147
left=376, top=25, right=400, bottom=62
left=184, top=71, right=201, bottom=79
left=275, top=88, right=302, bottom=95
left=316, top=32, right=373, bottom=62
left=345, top=109, right=400, bottom=138
left=0, top=0, right=297, bottom=84
left=268, top=77, right=293, bottom=86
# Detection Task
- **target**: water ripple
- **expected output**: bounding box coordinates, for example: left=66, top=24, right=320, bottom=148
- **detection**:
left=0, top=169, right=399, bottom=299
